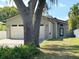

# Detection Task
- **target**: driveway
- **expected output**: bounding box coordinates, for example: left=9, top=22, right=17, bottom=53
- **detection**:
left=0, top=39, right=24, bottom=47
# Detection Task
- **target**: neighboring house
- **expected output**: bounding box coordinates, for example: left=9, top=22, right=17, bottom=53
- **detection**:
left=74, top=29, right=79, bottom=38
left=6, top=15, right=68, bottom=41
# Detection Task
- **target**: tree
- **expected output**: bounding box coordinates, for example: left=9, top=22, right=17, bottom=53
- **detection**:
left=13, top=0, right=57, bottom=46
left=68, top=3, right=79, bottom=36
left=0, top=6, right=18, bottom=22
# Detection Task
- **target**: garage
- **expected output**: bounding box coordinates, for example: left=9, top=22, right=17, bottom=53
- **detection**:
left=39, top=25, right=45, bottom=41
left=11, top=25, right=24, bottom=39
left=6, top=15, right=50, bottom=40
left=11, top=24, right=45, bottom=40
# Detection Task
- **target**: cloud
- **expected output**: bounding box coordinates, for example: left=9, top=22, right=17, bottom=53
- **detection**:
left=59, top=3, right=66, bottom=8
left=60, top=16, right=68, bottom=20
left=54, top=16, right=68, bottom=21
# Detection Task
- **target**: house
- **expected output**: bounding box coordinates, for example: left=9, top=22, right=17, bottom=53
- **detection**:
left=50, top=17, right=68, bottom=38
left=6, top=15, right=68, bottom=41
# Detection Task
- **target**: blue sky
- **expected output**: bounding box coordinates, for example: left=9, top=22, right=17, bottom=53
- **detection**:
left=47, top=0, right=79, bottom=20
left=0, top=0, right=79, bottom=21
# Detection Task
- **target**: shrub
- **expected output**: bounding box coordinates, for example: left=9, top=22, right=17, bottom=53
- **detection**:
left=0, top=45, right=40, bottom=59
left=0, top=24, right=6, bottom=31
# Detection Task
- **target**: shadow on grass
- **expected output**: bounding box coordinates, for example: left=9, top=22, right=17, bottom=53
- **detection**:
left=41, top=45, right=79, bottom=52
left=36, top=50, right=79, bottom=59
left=47, top=38, right=63, bottom=41
left=36, top=45, right=79, bottom=59
left=37, top=38, right=79, bottom=59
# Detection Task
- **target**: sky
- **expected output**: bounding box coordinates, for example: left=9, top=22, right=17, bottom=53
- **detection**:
left=0, top=0, right=79, bottom=21
left=47, top=0, right=79, bottom=20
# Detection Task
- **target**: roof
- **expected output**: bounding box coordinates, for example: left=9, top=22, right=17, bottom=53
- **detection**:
left=47, top=16, right=67, bottom=25
left=6, top=15, right=21, bottom=21
left=53, top=18, right=67, bottom=24
left=6, top=14, right=67, bottom=25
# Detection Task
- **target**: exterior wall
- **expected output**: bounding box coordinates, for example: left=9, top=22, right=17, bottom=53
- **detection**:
left=48, top=22, right=53, bottom=39
left=41, top=16, right=49, bottom=39
left=44, top=18, right=57, bottom=39
left=57, top=24, right=60, bottom=38
left=6, top=15, right=23, bottom=39
left=0, top=31, right=6, bottom=39
left=6, top=25, right=11, bottom=39
left=56, top=23, right=68, bottom=38
left=63, top=24, right=68, bottom=37
left=6, top=15, right=50, bottom=40
left=6, top=15, right=68, bottom=40
left=51, top=20, right=57, bottom=38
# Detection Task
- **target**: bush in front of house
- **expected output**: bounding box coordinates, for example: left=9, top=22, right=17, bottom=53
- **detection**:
left=0, top=23, right=6, bottom=31
left=0, top=44, right=40, bottom=59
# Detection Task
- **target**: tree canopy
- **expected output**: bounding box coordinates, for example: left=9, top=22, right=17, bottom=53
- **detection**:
left=68, top=3, right=79, bottom=32
left=0, top=6, right=18, bottom=22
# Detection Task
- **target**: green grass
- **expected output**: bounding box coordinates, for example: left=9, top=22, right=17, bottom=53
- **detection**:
left=37, top=38, right=79, bottom=59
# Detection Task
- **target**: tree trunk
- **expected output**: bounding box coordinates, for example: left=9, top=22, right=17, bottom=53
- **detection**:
left=34, top=0, right=46, bottom=47
left=14, top=0, right=33, bottom=44
left=14, top=0, right=46, bottom=46
left=34, top=11, right=42, bottom=47
left=23, top=14, right=33, bottom=44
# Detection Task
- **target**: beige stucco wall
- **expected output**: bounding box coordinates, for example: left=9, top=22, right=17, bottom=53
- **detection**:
left=6, top=15, right=51, bottom=40
left=56, top=23, right=68, bottom=38
left=6, top=15, right=68, bottom=39
left=6, top=15, right=23, bottom=39
left=48, top=18, right=68, bottom=38
left=49, top=19, right=58, bottom=38
left=63, top=24, right=69, bottom=37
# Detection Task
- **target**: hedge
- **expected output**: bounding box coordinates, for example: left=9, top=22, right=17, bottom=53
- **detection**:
left=0, top=44, right=40, bottom=59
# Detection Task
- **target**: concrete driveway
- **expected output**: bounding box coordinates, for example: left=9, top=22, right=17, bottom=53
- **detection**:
left=0, top=39, right=24, bottom=47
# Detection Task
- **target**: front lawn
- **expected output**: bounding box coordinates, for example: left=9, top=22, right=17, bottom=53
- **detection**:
left=37, top=38, right=79, bottom=59
left=0, top=38, right=79, bottom=59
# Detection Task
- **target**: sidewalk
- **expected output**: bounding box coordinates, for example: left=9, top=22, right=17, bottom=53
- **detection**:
left=0, top=39, right=24, bottom=47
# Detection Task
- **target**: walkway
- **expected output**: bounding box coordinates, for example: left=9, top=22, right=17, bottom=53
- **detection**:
left=0, top=39, right=24, bottom=47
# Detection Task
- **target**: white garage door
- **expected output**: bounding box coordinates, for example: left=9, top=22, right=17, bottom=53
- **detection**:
left=39, top=25, right=45, bottom=42
left=11, top=25, right=24, bottom=39
left=11, top=25, right=45, bottom=40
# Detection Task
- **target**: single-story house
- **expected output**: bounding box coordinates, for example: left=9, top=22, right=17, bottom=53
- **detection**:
left=6, top=15, right=68, bottom=41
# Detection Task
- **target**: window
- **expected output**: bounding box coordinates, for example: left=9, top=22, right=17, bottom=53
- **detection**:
left=59, top=28, right=64, bottom=36
left=40, top=24, right=44, bottom=26
left=60, top=24, right=63, bottom=26
left=12, top=25, right=17, bottom=27
left=19, top=25, right=23, bottom=26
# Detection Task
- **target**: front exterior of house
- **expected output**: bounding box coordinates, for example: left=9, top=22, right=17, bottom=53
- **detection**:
left=6, top=15, right=68, bottom=41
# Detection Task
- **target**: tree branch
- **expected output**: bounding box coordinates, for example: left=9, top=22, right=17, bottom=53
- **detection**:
left=14, top=0, right=28, bottom=14
left=32, top=0, right=37, bottom=11
left=28, top=0, right=37, bottom=14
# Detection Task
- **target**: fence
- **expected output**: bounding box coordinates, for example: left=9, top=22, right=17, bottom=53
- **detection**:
left=0, top=31, right=6, bottom=39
